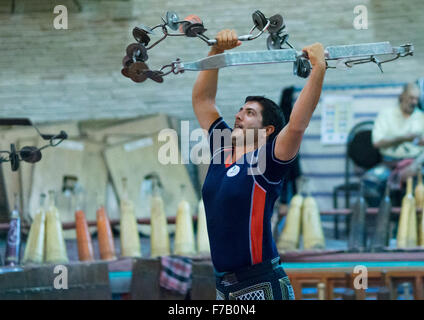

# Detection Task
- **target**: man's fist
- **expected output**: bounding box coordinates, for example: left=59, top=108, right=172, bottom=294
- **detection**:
left=302, top=43, right=326, bottom=69
left=211, top=29, right=242, bottom=54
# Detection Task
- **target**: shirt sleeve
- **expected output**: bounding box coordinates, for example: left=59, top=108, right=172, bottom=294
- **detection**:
left=208, top=117, right=232, bottom=157
left=252, top=135, right=298, bottom=183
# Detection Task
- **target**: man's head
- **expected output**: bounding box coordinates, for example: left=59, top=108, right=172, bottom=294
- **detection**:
left=232, top=96, right=285, bottom=146
left=399, top=83, right=420, bottom=115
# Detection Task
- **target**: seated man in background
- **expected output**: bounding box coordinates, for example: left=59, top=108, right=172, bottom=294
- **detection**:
left=365, top=83, right=424, bottom=205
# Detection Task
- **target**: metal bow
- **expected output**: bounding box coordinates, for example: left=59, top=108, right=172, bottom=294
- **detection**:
left=121, top=10, right=414, bottom=83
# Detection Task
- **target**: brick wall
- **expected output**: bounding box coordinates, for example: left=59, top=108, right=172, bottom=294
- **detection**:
left=0, top=0, right=423, bottom=124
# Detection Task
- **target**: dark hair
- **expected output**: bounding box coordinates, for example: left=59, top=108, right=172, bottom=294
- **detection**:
left=245, top=96, right=286, bottom=142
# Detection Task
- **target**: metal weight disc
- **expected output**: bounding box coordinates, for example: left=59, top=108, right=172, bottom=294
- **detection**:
left=132, top=27, right=151, bottom=46
left=126, top=43, right=140, bottom=57
left=126, top=43, right=148, bottom=62
left=302, top=59, right=312, bottom=78
left=266, top=34, right=282, bottom=50
left=293, top=57, right=311, bottom=78
left=293, top=60, right=299, bottom=77
left=10, top=152, right=19, bottom=171
left=135, top=23, right=155, bottom=34
left=145, top=70, right=164, bottom=83
left=268, top=14, right=284, bottom=33
left=280, top=33, right=289, bottom=47
left=128, top=61, right=149, bottom=81
left=267, top=33, right=290, bottom=50
left=121, top=68, right=131, bottom=78
left=131, top=73, right=148, bottom=83
left=183, top=23, right=206, bottom=37
left=122, top=55, right=132, bottom=68
left=166, top=11, right=180, bottom=31
left=293, top=58, right=301, bottom=78
left=252, top=10, right=267, bottom=31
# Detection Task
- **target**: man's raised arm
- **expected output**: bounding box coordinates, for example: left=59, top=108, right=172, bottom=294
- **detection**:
left=192, top=29, right=241, bottom=131
left=274, top=43, right=326, bottom=161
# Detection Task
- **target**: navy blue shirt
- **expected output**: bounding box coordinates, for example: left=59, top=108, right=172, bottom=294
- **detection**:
left=202, top=117, right=296, bottom=272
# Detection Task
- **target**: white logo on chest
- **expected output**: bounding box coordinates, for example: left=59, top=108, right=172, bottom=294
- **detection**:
left=226, top=165, right=240, bottom=177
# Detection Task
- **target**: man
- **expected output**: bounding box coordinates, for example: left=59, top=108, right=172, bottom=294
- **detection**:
left=367, top=83, right=424, bottom=203
left=373, top=83, right=424, bottom=163
left=192, top=29, right=326, bottom=300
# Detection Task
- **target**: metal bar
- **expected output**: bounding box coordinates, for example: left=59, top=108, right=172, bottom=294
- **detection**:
left=325, top=42, right=393, bottom=60
left=177, top=42, right=411, bottom=72
left=180, top=49, right=298, bottom=71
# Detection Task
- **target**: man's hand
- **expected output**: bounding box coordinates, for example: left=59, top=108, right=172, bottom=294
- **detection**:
left=302, top=43, right=326, bottom=70
left=404, top=133, right=418, bottom=141
left=373, top=133, right=422, bottom=149
left=210, top=29, right=242, bottom=55
left=399, top=160, right=421, bottom=182
left=194, top=32, right=241, bottom=131
left=401, top=133, right=423, bottom=144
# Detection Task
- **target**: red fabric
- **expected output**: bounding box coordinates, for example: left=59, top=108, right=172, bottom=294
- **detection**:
left=159, top=256, right=192, bottom=295
left=224, top=149, right=247, bottom=168
left=225, top=153, right=232, bottom=168
left=395, top=158, right=414, bottom=171
left=250, top=183, right=266, bottom=264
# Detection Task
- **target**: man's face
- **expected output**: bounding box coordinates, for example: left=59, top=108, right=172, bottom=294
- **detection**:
left=232, top=101, right=267, bottom=146
left=400, top=88, right=420, bottom=115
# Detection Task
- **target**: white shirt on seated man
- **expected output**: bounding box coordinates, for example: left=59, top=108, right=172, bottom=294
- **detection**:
left=372, top=82, right=424, bottom=181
